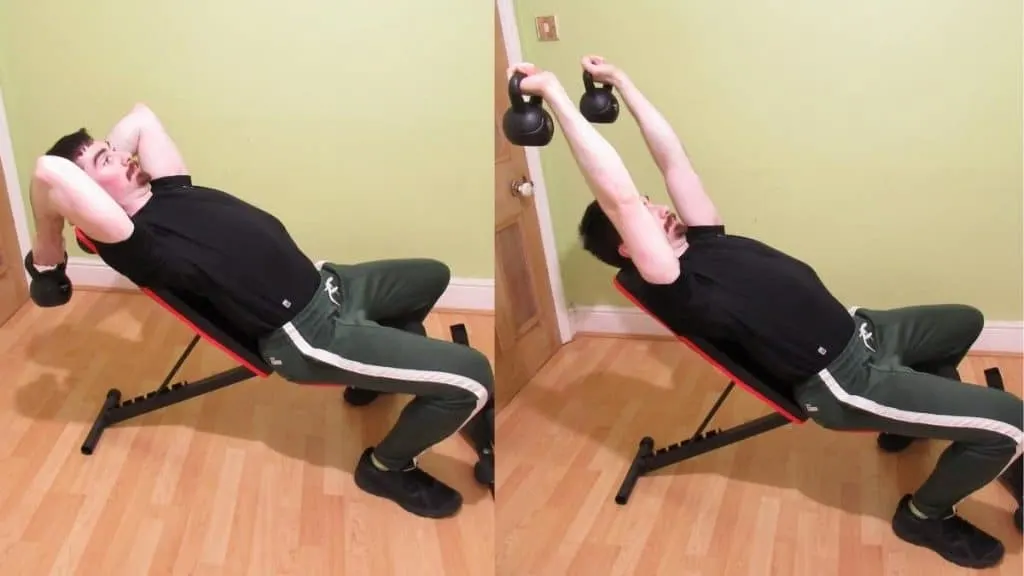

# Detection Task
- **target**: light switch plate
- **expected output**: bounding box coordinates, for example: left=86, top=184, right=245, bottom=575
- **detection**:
left=535, top=15, right=559, bottom=41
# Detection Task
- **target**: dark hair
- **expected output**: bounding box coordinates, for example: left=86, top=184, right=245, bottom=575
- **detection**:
left=578, top=199, right=630, bottom=268
left=45, top=128, right=93, bottom=162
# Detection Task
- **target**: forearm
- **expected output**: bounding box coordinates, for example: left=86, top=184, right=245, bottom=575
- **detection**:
left=615, top=74, right=693, bottom=176
left=34, top=156, right=134, bottom=245
left=106, top=103, right=154, bottom=156
left=107, top=103, right=188, bottom=178
left=544, top=86, right=643, bottom=208
left=615, top=74, right=721, bottom=226
left=29, top=176, right=67, bottom=265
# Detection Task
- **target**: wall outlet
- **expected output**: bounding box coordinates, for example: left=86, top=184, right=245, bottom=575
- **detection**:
left=535, top=15, right=559, bottom=41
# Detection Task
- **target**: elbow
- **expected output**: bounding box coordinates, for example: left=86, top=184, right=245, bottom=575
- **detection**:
left=132, top=102, right=154, bottom=117
left=35, top=155, right=70, bottom=186
left=131, top=103, right=162, bottom=128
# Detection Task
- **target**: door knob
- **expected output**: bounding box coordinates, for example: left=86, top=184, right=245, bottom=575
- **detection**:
left=511, top=177, right=534, bottom=198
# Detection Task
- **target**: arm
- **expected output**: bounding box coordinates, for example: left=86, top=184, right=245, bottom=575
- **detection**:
left=588, top=58, right=721, bottom=228
left=517, top=65, right=680, bottom=284
left=32, top=156, right=135, bottom=252
left=29, top=175, right=67, bottom=266
left=106, top=103, right=188, bottom=179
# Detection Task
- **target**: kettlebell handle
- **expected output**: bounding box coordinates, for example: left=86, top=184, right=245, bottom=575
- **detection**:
left=508, top=72, right=542, bottom=111
left=583, top=70, right=612, bottom=92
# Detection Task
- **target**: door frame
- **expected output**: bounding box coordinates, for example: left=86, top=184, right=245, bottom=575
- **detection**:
left=496, top=0, right=572, bottom=344
left=0, top=86, right=33, bottom=282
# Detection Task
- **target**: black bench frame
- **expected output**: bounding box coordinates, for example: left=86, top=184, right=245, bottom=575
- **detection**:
left=611, top=273, right=810, bottom=505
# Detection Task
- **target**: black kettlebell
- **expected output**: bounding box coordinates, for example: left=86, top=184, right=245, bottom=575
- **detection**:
left=502, top=72, right=554, bottom=147
left=579, top=71, right=619, bottom=124
left=24, top=251, right=72, bottom=307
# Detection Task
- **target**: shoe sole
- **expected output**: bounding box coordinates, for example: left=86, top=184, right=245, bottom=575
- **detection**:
left=354, top=473, right=462, bottom=519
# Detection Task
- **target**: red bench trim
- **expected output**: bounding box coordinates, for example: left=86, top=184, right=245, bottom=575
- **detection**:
left=613, top=277, right=804, bottom=424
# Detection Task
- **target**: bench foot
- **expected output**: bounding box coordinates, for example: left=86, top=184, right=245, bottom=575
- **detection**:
left=614, top=386, right=792, bottom=506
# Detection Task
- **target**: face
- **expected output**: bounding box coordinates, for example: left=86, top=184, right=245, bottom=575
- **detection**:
left=75, top=140, right=151, bottom=203
left=617, top=196, right=688, bottom=259
left=644, top=197, right=686, bottom=242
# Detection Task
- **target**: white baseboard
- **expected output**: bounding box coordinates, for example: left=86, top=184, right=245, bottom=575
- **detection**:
left=66, top=257, right=495, bottom=312
left=436, top=277, right=494, bottom=311
left=571, top=305, right=1024, bottom=354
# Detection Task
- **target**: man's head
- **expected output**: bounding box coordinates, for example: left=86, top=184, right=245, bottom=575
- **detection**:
left=578, top=197, right=686, bottom=268
left=46, top=129, right=151, bottom=204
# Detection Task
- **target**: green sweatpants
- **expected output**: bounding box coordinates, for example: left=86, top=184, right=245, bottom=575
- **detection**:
left=257, top=258, right=493, bottom=470
left=793, top=304, right=1023, bottom=518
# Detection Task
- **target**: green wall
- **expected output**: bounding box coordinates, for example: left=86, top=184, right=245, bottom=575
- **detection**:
left=0, top=0, right=493, bottom=278
left=514, top=0, right=1023, bottom=320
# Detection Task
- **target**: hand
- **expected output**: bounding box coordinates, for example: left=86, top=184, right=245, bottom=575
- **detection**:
left=507, top=62, right=563, bottom=99
left=581, top=55, right=624, bottom=86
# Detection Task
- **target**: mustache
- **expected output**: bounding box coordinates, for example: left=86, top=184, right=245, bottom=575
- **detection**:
left=128, top=162, right=152, bottom=184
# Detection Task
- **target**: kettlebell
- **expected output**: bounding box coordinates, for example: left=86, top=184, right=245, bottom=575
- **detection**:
left=579, top=71, right=619, bottom=124
left=502, top=72, right=554, bottom=147
left=24, top=251, right=72, bottom=307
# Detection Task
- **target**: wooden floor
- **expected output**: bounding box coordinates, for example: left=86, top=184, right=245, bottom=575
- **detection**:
left=3, top=291, right=1021, bottom=575
left=496, top=335, right=1024, bottom=576
left=0, top=291, right=494, bottom=576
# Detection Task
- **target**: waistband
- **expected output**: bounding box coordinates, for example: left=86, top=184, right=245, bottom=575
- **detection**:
left=797, top=307, right=875, bottom=392
left=262, top=264, right=342, bottom=345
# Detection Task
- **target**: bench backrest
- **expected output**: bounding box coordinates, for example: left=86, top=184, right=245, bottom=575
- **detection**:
left=613, top=268, right=807, bottom=423
left=74, top=228, right=273, bottom=377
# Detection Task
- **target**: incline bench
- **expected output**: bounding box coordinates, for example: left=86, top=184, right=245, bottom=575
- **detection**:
left=612, top=268, right=810, bottom=505
left=71, top=227, right=493, bottom=489
left=611, top=268, right=1021, bottom=528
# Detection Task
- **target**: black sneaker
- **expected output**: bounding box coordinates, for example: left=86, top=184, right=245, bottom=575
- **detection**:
left=877, top=433, right=916, bottom=453
left=891, top=494, right=1004, bottom=569
left=343, top=387, right=385, bottom=406
left=353, top=448, right=462, bottom=519
left=474, top=447, right=494, bottom=496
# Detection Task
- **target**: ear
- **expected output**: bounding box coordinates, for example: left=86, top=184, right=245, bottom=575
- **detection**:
left=616, top=243, right=629, bottom=258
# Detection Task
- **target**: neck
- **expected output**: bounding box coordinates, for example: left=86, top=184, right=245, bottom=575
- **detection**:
left=119, top=184, right=153, bottom=216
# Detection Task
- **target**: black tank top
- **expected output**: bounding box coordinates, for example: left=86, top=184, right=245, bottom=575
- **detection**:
left=91, top=175, right=321, bottom=342
left=631, top=225, right=854, bottom=385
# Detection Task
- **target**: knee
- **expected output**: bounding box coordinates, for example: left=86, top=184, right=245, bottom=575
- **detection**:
left=979, top=393, right=1024, bottom=453
left=421, top=259, right=452, bottom=290
left=461, top=348, right=494, bottom=398
left=951, top=304, right=985, bottom=342
left=438, top=347, right=493, bottom=409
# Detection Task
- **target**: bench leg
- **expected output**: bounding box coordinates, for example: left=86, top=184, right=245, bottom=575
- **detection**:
left=615, top=411, right=792, bottom=505
left=81, top=335, right=257, bottom=455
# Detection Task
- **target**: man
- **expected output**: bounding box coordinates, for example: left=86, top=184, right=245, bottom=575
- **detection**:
left=29, top=103, right=493, bottom=519
left=509, top=58, right=1023, bottom=569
